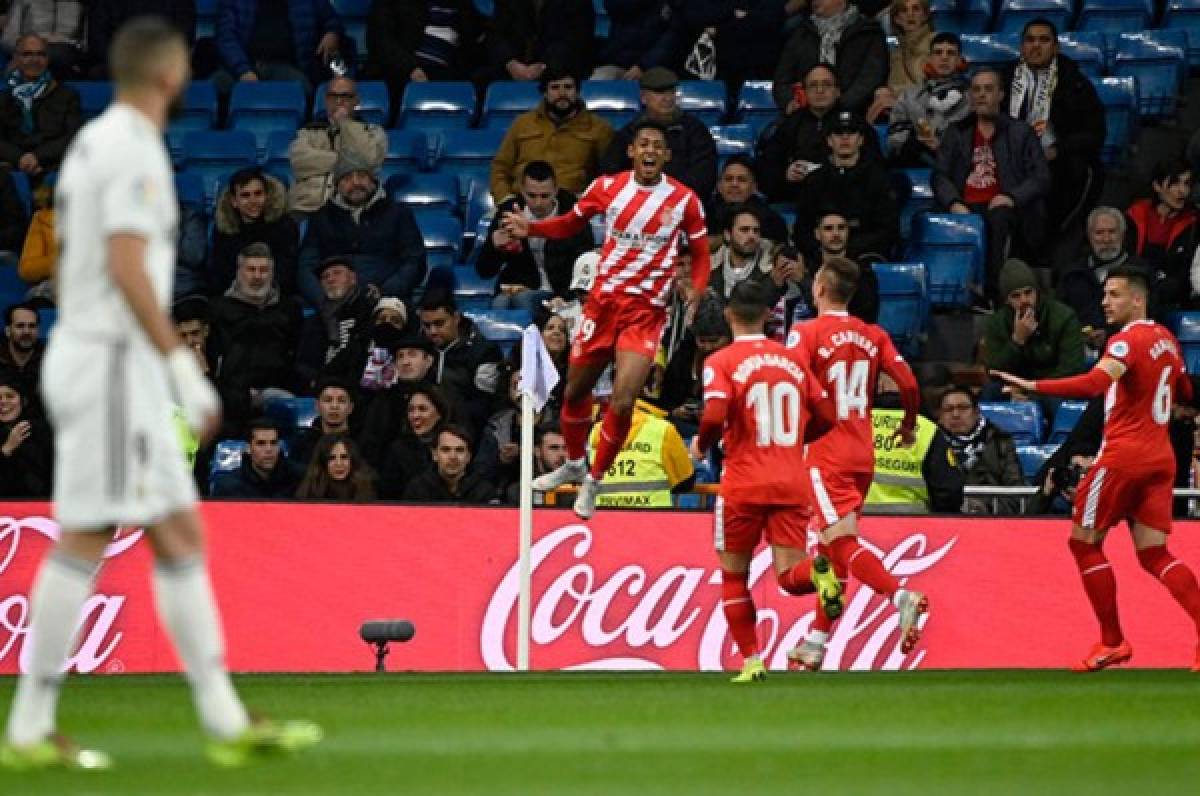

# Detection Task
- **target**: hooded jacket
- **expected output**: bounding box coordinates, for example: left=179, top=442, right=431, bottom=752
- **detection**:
left=210, top=173, right=300, bottom=296
left=773, top=12, right=888, bottom=114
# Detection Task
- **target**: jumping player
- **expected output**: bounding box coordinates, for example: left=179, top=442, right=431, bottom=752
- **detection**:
left=1, top=18, right=320, bottom=770
left=785, top=257, right=929, bottom=671
left=690, top=281, right=844, bottom=683
left=992, top=265, right=1200, bottom=672
left=502, top=120, right=711, bottom=519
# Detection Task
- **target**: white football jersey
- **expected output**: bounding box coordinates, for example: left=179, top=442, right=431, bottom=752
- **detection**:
left=54, top=102, right=177, bottom=341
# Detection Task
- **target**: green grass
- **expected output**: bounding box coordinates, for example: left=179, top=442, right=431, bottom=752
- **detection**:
left=1, top=671, right=1198, bottom=795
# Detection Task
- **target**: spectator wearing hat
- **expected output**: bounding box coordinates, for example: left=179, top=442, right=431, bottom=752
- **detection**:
left=478, top=160, right=594, bottom=312
left=210, top=417, right=301, bottom=499
left=354, top=296, right=414, bottom=397
left=887, top=31, right=970, bottom=168
left=981, top=258, right=1086, bottom=404
left=291, top=377, right=357, bottom=469
left=296, top=255, right=381, bottom=390
left=288, top=76, right=387, bottom=216
left=210, top=167, right=300, bottom=297
left=659, top=296, right=731, bottom=435
left=360, top=337, right=439, bottom=468
left=297, top=150, right=427, bottom=308
left=403, top=424, right=496, bottom=504
left=480, top=0, right=595, bottom=86
left=598, top=66, right=717, bottom=199
left=704, top=155, right=789, bottom=245
left=0, top=371, right=52, bottom=497
left=489, top=67, right=613, bottom=202
left=791, top=110, right=899, bottom=263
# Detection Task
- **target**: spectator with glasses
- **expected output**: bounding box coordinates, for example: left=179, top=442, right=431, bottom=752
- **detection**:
left=0, top=32, right=81, bottom=178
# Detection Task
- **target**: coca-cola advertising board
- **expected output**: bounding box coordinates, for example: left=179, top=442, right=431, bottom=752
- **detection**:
left=2, top=502, right=1199, bottom=674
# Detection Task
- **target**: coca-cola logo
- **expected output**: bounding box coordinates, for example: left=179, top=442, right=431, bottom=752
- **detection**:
left=0, top=515, right=143, bottom=674
left=482, top=524, right=955, bottom=671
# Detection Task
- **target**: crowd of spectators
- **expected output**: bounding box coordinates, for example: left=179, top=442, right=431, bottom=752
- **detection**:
left=3, top=0, right=1200, bottom=514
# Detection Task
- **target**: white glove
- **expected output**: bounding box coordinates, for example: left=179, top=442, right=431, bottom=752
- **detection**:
left=166, top=346, right=219, bottom=434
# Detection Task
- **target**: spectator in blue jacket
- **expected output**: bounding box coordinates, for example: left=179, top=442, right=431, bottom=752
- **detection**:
left=297, top=152, right=427, bottom=307
left=210, top=418, right=300, bottom=498
left=213, top=0, right=346, bottom=95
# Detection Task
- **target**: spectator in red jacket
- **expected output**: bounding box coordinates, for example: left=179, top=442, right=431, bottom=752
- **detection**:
left=1125, top=157, right=1199, bottom=314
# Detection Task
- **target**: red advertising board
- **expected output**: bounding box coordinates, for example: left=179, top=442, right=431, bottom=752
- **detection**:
left=2, top=502, right=1199, bottom=673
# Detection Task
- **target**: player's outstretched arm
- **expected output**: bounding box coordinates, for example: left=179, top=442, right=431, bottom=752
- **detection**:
left=502, top=208, right=589, bottom=241
left=992, top=358, right=1125, bottom=399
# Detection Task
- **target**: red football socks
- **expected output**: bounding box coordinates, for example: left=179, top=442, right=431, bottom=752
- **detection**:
left=590, top=408, right=633, bottom=481
left=721, top=570, right=759, bottom=659
left=777, top=559, right=815, bottom=596
left=1138, top=545, right=1200, bottom=636
left=1069, top=538, right=1124, bottom=647
left=831, top=536, right=898, bottom=597
left=560, top=394, right=593, bottom=462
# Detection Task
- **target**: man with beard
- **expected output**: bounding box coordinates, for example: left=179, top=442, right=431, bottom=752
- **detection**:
left=599, top=67, right=717, bottom=199
left=887, top=32, right=970, bottom=168
left=0, top=302, right=43, bottom=395
left=295, top=255, right=379, bottom=391
left=707, top=207, right=800, bottom=307
left=297, top=153, right=426, bottom=307
left=704, top=156, right=789, bottom=245
left=490, top=67, right=612, bottom=202
left=777, top=211, right=880, bottom=329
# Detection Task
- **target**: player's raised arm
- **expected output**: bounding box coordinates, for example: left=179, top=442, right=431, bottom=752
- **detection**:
left=991, top=357, right=1125, bottom=398
left=503, top=177, right=606, bottom=240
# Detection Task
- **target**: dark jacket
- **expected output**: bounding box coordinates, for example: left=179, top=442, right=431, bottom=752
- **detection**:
left=174, top=202, right=208, bottom=300
left=0, top=416, right=52, bottom=498
left=209, top=174, right=300, bottom=296
left=211, top=288, right=304, bottom=401
left=402, top=467, right=496, bottom=504
left=0, top=169, right=28, bottom=254
left=473, top=407, right=522, bottom=493
left=0, top=79, right=81, bottom=172
left=297, top=184, right=427, bottom=307
left=756, top=105, right=881, bottom=203
left=792, top=156, right=898, bottom=261
left=217, top=0, right=343, bottom=80
left=773, top=14, right=888, bottom=114
left=295, top=285, right=376, bottom=391
left=1057, top=252, right=1150, bottom=331
left=933, top=113, right=1051, bottom=215
left=378, top=431, right=437, bottom=499
left=484, top=0, right=594, bottom=80
left=1001, top=54, right=1105, bottom=168
left=1125, top=199, right=1200, bottom=308
left=475, top=190, right=593, bottom=296
left=357, top=378, right=434, bottom=467
left=704, top=194, right=789, bottom=243
left=644, top=0, right=785, bottom=85
left=600, top=111, right=717, bottom=198
left=290, top=420, right=350, bottom=472
left=599, top=0, right=671, bottom=70
left=365, top=0, right=481, bottom=82
left=89, top=1, right=196, bottom=65
left=210, top=456, right=300, bottom=499
left=433, top=317, right=504, bottom=433
left=981, top=294, right=1086, bottom=380
left=925, top=422, right=1025, bottom=514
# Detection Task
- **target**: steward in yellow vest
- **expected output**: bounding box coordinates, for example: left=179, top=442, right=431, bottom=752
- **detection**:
left=588, top=400, right=695, bottom=508
left=865, top=408, right=937, bottom=513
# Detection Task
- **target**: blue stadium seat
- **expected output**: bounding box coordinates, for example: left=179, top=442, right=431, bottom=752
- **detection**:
left=480, top=81, right=542, bottom=130
left=0, top=264, right=29, bottom=306
left=380, top=129, right=429, bottom=183
left=36, top=307, right=56, bottom=340
left=874, top=263, right=928, bottom=356
left=1165, top=0, right=1200, bottom=67
left=417, top=213, right=465, bottom=271
left=581, top=80, right=640, bottom=129
left=174, top=81, right=218, bottom=133
left=1057, top=33, right=1107, bottom=79
left=1093, top=76, right=1138, bottom=166
left=398, top=81, right=476, bottom=130
left=465, top=308, right=531, bottom=350
left=179, top=131, right=259, bottom=212
left=174, top=171, right=205, bottom=210
left=710, top=123, right=755, bottom=172
left=209, top=440, right=248, bottom=487
left=1112, top=31, right=1188, bottom=118
left=959, top=33, right=1020, bottom=72
left=67, top=81, right=113, bottom=121
left=263, top=129, right=293, bottom=171
left=993, top=0, right=1072, bottom=34
left=735, top=80, right=776, bottom=134
left=314, top=79, right=390, bottom=126
left=678, top=80, right=726, bottom=127
left=453, top=264, right=497, bottom=312
left=1076, top=0, right=1153, bottom=34
left=929, top=0, right=992, bottom=33
left=463, top=178, right=496, bottom=256
left=1170, top=311, right=1200, bottom=373
left=892, top=168, right=935, bottom=240
left=979, top=401, right=1045, bottom=445
left=196, top=0, right=217, bottom=37
left=906, top=213, right=985, bottom=308
left=1049, top=400, right=1089, bottom=445
left=263, top=396, right=317, bottom=439
left=1016, top=444, right=1056, bottom=481
left=8, top=171, right=30, bottom=216
left=433, top=128, right=507, bottom=198
left=228, top=81, right=307, bottom=157
left=385, top=173, right=460, bottom=218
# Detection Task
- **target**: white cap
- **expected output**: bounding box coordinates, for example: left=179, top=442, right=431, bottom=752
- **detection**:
left=571, top=250, right=600, bottom=291
left=373, top=296, right=407, bottom=325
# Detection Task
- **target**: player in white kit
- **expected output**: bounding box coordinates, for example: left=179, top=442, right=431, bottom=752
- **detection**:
left=1, top=18, right=320, bottom=771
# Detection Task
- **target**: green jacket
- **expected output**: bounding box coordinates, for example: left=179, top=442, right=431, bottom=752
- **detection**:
left=982, top=296, right=1086, bottom=379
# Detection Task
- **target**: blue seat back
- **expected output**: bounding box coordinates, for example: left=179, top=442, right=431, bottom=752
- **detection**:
left=1016, top=444, right=1056, bottom=481
left=416, top=213, right=465, bottom=271
left=993, top=0, right=1072, bottom=34
left=735, top=80, right=776, bottom=133
left=1057, top=32, right=1107, bottom=78
left=175, top=80, right=218, bottom=131
left=385, top=173, right=460, bottom=218
left=874, top=262, right=928, bottom=356
left=1112, top=31, right=1188, bottom=118
left=464, top=309, right=530, bottom=348
left=581, top=80, right=640, bottom=129
left=1050, top=400, right=1089, bottom=444
left=66, top=81, right=113, bottom=121
left=678, top=80, right=727, bottom=127
left=179, top=131, right=260, bottom=212
left=381, top=129, right=429, bottom=183
left=228, top=81, right=307, bottom=157
left=908, top=213, right=985, bottom=307
left=433, top=128, right=507, bottom=197
left=174, top=171, right=205, bottom=210
left=959, top=33, right=1020, bottom=72
left=1077, top=0, right=1153, bottom=33
left=979, top=401, right=1045, bottom=445
left=1164, top=0, right=1200, bottom=67
left=398, top=81, right=476, bottom=130
left=929, top=0, right=993, bottom=32
left=1093, top=77, right=1138, bottom=166
left=480, top=81, right=542, bottom=130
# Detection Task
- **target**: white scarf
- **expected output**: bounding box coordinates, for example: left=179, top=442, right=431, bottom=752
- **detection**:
left=813, top=5, right=860, bottom=66
left=1009, top=58, right=1057, bottom=148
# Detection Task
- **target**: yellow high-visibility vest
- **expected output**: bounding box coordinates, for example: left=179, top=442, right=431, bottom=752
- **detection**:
left=865, top=409, right=936, bottom=514
left=588, top=402, right=693, bottom=509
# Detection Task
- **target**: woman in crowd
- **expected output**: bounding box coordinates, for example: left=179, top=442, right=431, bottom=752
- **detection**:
left=295, top=433, right=377, bottom=502
left=377, top=385, right=452, bottom=499
left=0, top=373, right=52, bottom=498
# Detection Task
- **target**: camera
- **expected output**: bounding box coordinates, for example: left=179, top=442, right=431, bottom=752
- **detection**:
left=1052, top=462, right=1086, bottom=492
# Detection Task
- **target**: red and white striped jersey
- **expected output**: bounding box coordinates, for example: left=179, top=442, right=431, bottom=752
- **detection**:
left=571, top=172, right=707, bottom=307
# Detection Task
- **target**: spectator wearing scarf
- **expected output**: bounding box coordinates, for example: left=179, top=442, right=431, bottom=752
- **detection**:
left=926, top=386, right=1025, bottom=515
left=887, top=31, right=970, bottom=168
left=0, top=32, right=81, bottom=176
left=773, top=0, right=888, bottom=115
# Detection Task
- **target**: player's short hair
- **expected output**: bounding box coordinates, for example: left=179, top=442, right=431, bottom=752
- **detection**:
left=109, top=16, right=188, bottom=90
left=722, top=202, right=761, bottom=233
left=4, top=301, right=38, bottom=328
left=521, top=160, right=556, bottom=184
left=1022, top=17, right=1058, bottom=39
left=245, top=417, right=279, bottom=443
left=820, top=256, right=860, bottom=303
left=229, top=166, right=268, bottom=194
left=418, top=288, right=458, bottom=315
left=939, top=385, right=978, bottom=411
left=630, top=118, right=670, bottom=146
left=1104, top=265, right=1150, bottom=296
left=726, top=280, right=772, bottom=324
left=437, top=423, right=474, bottom=451
left=237, top=242, right=274, bottom=267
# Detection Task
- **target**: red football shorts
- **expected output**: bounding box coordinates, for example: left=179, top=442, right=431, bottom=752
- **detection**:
left=806, top=464, right=873, bottom=530
left=714, top=497, right=809, bottom=553
left=1073, top=457, right=1175, bottom=533
left=570, top=293, right=666, bottom=366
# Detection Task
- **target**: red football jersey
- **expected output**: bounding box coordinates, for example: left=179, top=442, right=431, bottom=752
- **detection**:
left=1097, top=320, right=1187, bottom=463
left=700, top=335, right=828, bottom=505
left=571, top=172, right=707, bottom=307
left=786, top=311, right=919, bottom=474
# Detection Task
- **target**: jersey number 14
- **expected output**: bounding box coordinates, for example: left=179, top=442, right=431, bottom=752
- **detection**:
left=828, top=360, right=869, bottom=420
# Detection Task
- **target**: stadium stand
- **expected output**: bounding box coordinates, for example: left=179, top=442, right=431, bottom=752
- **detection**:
left=398, top=82, right=477, bottom=130
left=906, top=214, right=986, bottom=309
left=678, top=81, right=727, bottom=127
left=417, top=213, right=466, bottom=271
left=1165, top=0, right=1200, bottom=67
left=314, top=80, right=391, bottom=126
left=580, top=80, right=641, bottom=129
left=67, top=81, right=114, bottom=122
left=1016, top=444, right=1056, bottom=481
left=1076, top=0, right=1155, bottom=34
left=228, top=82, right=308, bottom=158
left=1049, top=401, right=1090, bottom=445
left=979, top=402, right=1045, bottom=445
left=875, top=262, right=929, bottom=358
left=929, top=0, right=993, bottom=33
left=993, top=0, right=1073, bottom=35
left=1112, top=30, right=1188, bottom=118
left=480, top=81, right=543, bottom=130
left=178, top=130, right=259, bottom=212
left=385, top=173, right=460, bottom=219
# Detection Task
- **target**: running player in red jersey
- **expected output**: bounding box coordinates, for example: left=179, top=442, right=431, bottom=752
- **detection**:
left=993, top=266, right=1200, bottom=672
left=689, top=281, right=844, bottom=682
left=503, top=120, right=711, bottom=519
left=785, top=257, right=929, bottom=671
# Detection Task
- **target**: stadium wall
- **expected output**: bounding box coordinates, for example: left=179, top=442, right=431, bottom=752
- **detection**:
left=2, top=503, right=1199, bottom=673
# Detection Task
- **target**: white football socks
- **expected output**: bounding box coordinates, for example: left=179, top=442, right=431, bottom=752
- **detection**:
left=153, top=557, right=249, bottom=740
left=5, top=550, right=96, bottom=746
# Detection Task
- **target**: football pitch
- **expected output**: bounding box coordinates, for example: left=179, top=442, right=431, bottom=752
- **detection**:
left=0, top=671, right=1196, bottom=795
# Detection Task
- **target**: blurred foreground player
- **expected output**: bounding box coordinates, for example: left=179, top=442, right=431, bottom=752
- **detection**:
left=1, top=18, right=321, bottom=772
left=786, top=257, right=929, bottom=671
left=993, top=266, right=1200, bottom=672
left=690, top=281, right=843, bottom=683
left=503, top=120, right=711, bottom=520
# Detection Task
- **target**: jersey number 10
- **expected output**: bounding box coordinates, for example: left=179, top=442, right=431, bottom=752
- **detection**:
left=828, top=360, right=869, bottom=420
left=747, top=382, right=800, bottom=447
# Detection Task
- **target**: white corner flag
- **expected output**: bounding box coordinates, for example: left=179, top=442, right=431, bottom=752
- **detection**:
left=515, top=324, right=560, bottom=671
